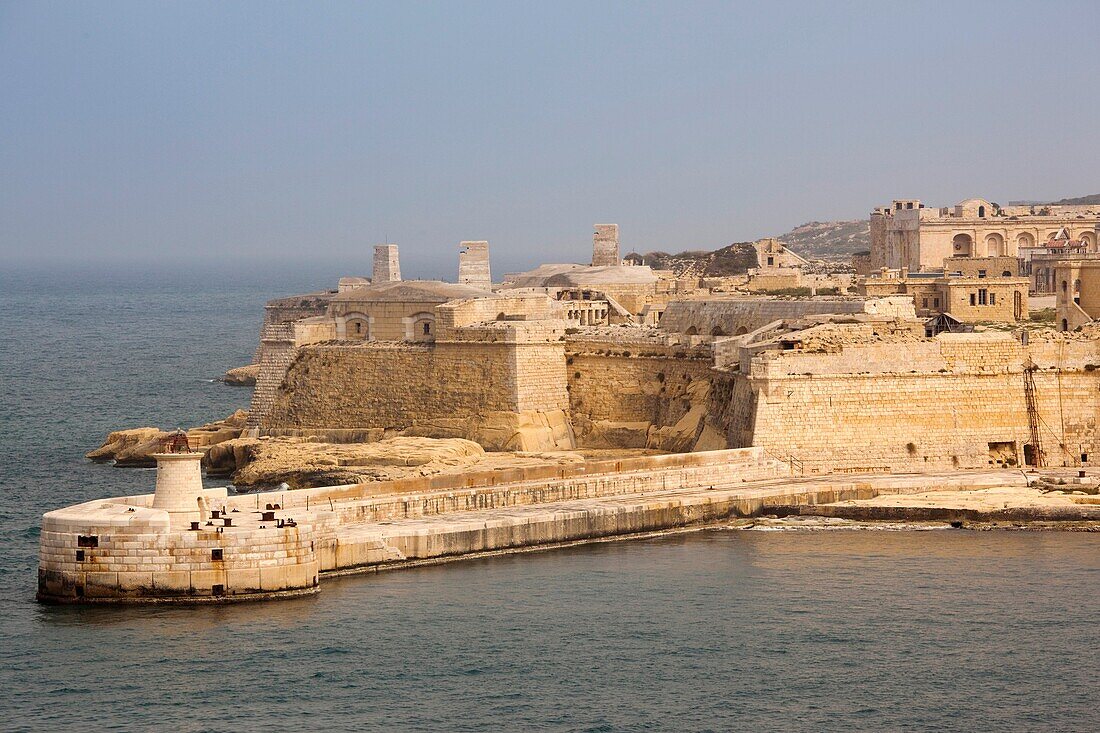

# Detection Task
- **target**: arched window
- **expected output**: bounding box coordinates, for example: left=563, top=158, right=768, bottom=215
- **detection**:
left=952, top=233, right=973, bottom=256
left=1002, top=271, right=1012, bottom=277
left=1062, top=318, right=1069, bottom=332
left=978, top=205, right=985, bottom=217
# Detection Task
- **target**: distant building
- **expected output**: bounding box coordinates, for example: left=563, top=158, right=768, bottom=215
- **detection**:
left=870, top=198, right=1100, bottom=272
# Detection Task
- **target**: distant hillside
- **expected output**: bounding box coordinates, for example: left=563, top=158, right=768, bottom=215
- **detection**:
left=637, top=242, right=758, bottom=278
left=1047, top=194, right=1100, bottom=205
left=1007, top=194, right=1100, bottom=206
left=630, top=219, right=869, bottom=276
left=776, top=220, right=870, bottom=260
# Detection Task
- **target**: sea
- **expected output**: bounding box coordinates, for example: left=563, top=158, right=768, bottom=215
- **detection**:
left=0, top=263, right=1097, bottom=732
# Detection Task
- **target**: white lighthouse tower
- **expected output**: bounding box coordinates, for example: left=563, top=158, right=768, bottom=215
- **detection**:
left=151, top=431, right=205, bottom=515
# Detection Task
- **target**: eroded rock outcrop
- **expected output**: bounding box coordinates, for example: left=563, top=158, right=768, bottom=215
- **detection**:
left=222, top=364, right=260, bottom=386
left=87, top=410, right=248, bottom=467
left=205, top=435, right=587, bottom=490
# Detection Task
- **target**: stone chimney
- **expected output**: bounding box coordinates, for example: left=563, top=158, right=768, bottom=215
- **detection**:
left=373, top=244, right=401, bottom=283
left=152, top=452, right=205, bottom=515
left=592, top=224, right=620, bottom=267
left=458, top=241, right=492, bottom=291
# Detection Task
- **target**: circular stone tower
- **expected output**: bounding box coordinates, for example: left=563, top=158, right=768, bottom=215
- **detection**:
left=151, top=431, right=204, bottom=515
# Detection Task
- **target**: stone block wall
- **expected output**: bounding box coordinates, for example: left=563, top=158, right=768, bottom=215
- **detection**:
left=658, top=297, right=914, bottom=336
left=38, top=497, right=321, bottom=602
left=263, top=336, right=569, bottom=433
left=708, top=333, right=1100, bottom=472
left=247, top=324, right=297, bottom=430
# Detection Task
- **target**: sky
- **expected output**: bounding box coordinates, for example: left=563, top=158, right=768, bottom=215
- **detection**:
left=2, top=0, right=1098, bottom=278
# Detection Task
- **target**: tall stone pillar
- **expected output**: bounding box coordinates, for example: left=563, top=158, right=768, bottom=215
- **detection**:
left=373, top=244, right=401, bottom=283
left=592, top=224, right=620, bottom=267
left=152, top=452, right=205, bottom=515
left=458, top=241, right=492, bottom=291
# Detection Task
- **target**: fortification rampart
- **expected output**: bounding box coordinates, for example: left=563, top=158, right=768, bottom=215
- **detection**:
left=565, top=337, right=712, bottom=449
left=708, top=332, right=1100, bottom=472
left=262, top=331, right=571, bottom=449
left=659, top=297, right=915, bottom=336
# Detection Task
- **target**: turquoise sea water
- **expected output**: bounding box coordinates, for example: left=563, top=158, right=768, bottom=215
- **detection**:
left=0, top=265, right=1097, bottom=732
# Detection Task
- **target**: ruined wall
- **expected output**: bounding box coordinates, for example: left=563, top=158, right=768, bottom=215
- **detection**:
left=566, top=337, right=713, bottom=450
left=592, top=224, right=620, bottom=267
left=458, top=241, right=492, bottom=290
left=707, top=333, right=1100, bottom=472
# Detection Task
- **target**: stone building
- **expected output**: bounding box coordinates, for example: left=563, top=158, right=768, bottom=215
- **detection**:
left=328, top=280, right=497, bottom=342
left=858, top=269, right=1028, bottom=323
left=1023, top=228, right=1100, bottom=293
left=870, top=198, right=1100, bottom=272
left=1054, top=258, right=1100, bottom=331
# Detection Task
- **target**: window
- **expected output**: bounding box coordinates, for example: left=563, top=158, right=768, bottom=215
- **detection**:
left=978, top=288, right=988, bottom=305
left=921, top=298, right=928, bottom=308
left=970, top=293, right=976, bottom=306
left=989, top=292, right=996, bottom=305
left=422, top=322, right=431, bottom=336
left=767, top=256, right=774, bottom=266
left=978, top=270, right=987, bottom=278
left=933, top=297, right=940, bottom=309
left=354, top=322, right=361, bottom=333
left=77, top=535, right=98, bottom=548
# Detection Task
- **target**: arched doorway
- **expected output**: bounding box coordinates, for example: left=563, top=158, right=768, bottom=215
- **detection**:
left=984, top=233, right=1005, bottom=256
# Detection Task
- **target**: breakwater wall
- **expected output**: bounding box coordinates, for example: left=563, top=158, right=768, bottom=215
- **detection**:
left=39, top=448, right=1027, bottom=604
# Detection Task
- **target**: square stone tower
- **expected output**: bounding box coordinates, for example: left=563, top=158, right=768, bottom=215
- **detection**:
left=458, top=241, right=492, bottom=291
left=373, top=244, right=401, bottom=283
left=592, top=224, right=620, bottom=267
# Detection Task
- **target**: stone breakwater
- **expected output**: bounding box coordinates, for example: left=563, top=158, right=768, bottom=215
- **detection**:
left=38, top=448, right=1037, bottom=604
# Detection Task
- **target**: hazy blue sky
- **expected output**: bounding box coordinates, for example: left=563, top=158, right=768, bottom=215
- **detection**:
left=2, top=1, right=1098, bottom=278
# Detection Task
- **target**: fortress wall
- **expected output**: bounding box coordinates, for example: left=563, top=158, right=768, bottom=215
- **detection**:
left=247, top=324, right=297, bottom=429
left=658, top=298, right=912, bottom=336
left=709, top=334, right=1100, bottom=472
left=263, top=337, right=569, bottom=433
left=567, top=347, right=712, bottom=426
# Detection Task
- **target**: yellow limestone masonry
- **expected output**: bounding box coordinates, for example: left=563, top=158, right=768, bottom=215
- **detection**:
left=708, top=332, right=1100, bottom=472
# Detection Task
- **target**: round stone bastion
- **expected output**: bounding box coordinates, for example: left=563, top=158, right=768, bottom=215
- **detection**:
left=37, top=452, right=320, bottom=604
